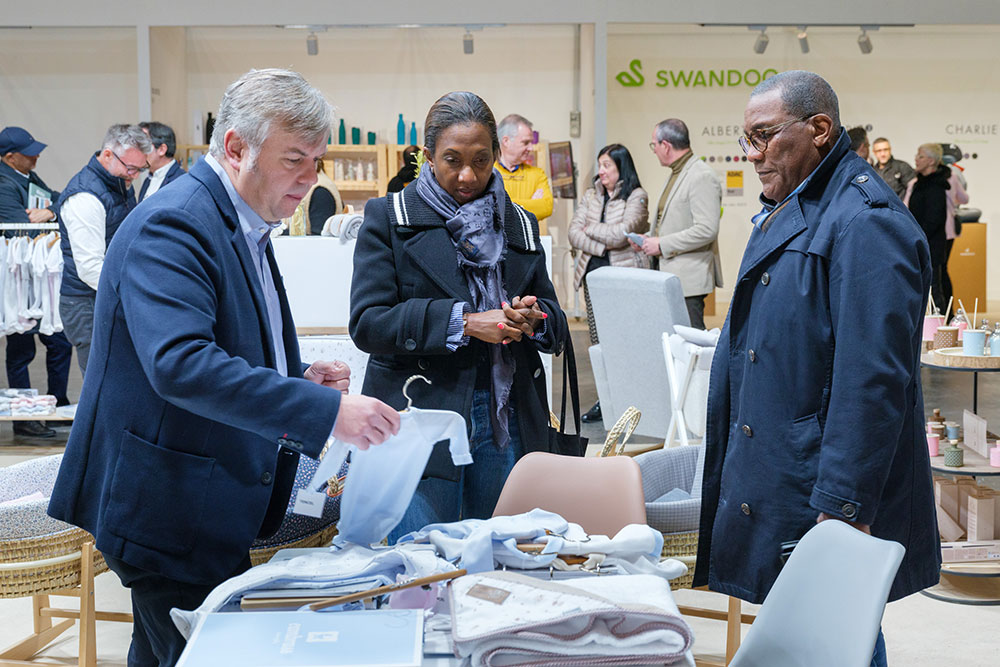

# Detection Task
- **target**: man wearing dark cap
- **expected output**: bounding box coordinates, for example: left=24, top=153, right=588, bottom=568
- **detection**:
left=0, top=126, right=73, bottom=437
left=0, top=126, right=59, bottom=224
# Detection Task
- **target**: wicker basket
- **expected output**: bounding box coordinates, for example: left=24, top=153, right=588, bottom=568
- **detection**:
left=0, top=527, right=108, bottom=599
left=662, top=529, right=699, bottom=591
left=249, top=524, right=340, bottom=566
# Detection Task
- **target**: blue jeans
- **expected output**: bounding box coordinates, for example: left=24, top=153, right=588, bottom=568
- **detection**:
left=871, top=628, right=887, bottom=667
left=389, top=389, right=521, bottom=543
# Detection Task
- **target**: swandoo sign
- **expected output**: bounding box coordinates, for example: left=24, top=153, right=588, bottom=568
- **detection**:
left=616, top=59, right=778, bottom=88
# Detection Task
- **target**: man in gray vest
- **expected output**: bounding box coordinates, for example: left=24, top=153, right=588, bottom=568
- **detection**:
left=635, top=119, right=723, bottom=329
left=57, top=124, right=151, bottom=375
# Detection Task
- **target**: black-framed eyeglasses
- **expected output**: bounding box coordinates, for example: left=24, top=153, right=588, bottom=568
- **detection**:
left=111, top=151, right=149, bottom=175
left=739, top=113, right=817, bottom=155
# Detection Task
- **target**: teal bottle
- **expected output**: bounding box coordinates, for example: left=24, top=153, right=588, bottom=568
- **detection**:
left=409, top=122, right=417, bottom=145
left=397, top=114, right=406, bottom=145
left=338, top=119, right=346, bottom=145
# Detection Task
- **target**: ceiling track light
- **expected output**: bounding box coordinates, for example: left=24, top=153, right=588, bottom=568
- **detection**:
left=306, top=32, right=318, bottom=56
left=797, top=26, right=809, bottom=54
left=749, top=25, right=769, bottom=54
left=858, top=29, right=873, bottom=54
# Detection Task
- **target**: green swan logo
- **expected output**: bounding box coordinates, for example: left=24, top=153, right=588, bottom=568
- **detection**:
left=616, top=59, right=644, bottom=87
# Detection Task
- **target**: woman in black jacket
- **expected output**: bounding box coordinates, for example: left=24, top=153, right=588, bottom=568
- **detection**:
left=904, top=143, right=951, bottom=311
left=350, top=92, right=568, bottom=543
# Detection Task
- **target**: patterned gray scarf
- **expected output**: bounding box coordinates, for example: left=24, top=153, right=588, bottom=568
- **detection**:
left=414, top=166, right=516, bottom=448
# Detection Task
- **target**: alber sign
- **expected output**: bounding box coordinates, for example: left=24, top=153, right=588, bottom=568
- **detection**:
left=616, top=59, right=778, bottom=89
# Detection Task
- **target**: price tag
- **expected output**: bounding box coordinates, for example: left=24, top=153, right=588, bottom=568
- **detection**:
left=293, top=489, right=326, bottom=517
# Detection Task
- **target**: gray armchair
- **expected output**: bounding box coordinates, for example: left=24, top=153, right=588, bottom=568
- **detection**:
left=586, top=266, right=689, bottom=437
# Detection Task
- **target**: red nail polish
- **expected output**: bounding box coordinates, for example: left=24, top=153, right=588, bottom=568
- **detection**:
left=542, top=313, right=548, bottom=319
left=501, top=302, right=508, bottom=308
left=497, top=322, right=505, bottom=329
left=502, top=340, right=509, bottom=345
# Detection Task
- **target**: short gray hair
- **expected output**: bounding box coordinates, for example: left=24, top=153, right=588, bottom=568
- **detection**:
left=497, top=114, right=531, bottom=142
left=209, top=68, right=332, bottom=162
left=102, top=124, right=153, bottom=154
left=654, top=119, right=690, bottom=150
left=918, top=142, right=943, bottom=166
left=751, top=70, right=841, bottom=133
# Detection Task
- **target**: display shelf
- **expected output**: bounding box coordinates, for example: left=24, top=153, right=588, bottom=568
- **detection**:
left=922, top=358, right=1000, bottom=604
left=176, top=143, right=209, bottom=169
left=930, top=441, right=1000, bottom=477
left=324, top=145, right=389, bottom=199
left=334, top=180, right=379, bottom=192
left=921, top=352, right=1000, bottom=414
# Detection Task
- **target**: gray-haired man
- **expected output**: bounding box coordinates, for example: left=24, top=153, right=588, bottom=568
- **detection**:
left=48, top=70, right=399, bottom=665
left=57, top=124, right=151, bottom=374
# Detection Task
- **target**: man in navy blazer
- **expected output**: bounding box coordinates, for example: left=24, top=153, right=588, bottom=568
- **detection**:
left=137, top=121, right=185, bottom=202
left=49, top=69, right=400, bottom=666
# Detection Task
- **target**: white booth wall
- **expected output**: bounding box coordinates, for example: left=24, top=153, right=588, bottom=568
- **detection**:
left=609, top=24, right=1000, bottom=309
left=0, top=28, right=139, bottom=187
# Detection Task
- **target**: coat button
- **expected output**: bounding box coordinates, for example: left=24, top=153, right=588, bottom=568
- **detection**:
left=418, top=359, right=429, bottom=371
left=404, top=339, right=417, bottom=351
left=855, top=174, right=869, bottom=184
left=260, top=471, right=273, bottom=485
left=277, top=437, right=287, bottom=446
left=533, top=368, right=542, bottom=378
left=842, top=503, right=857, bottom=519
left=748, top=349, right=756, bottom=362
left=742, top=424, right=753, bottom=437
left=741, top=503, right=752, bottom=516
left=761, top=272, right=770, bottom=286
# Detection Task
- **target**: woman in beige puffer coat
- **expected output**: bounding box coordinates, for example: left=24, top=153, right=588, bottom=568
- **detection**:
left=568, top=143, right=649, bottom=422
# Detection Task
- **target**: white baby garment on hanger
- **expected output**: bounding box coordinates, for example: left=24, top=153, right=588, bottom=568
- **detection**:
left=295, top=407, right=472, bottom=546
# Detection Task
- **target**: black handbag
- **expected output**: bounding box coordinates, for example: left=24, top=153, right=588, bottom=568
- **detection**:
left=548, top=334, right=589, bottom=457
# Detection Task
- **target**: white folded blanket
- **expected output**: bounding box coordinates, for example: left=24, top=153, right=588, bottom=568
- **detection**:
left=450, top=571, right=693, bottom=666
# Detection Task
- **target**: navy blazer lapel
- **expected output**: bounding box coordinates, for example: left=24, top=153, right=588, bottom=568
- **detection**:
left=265, top=243, right=304, bottom=377
left=138, top=178, right=150, bottom=202
left=189, top=159, right=277, bottom=369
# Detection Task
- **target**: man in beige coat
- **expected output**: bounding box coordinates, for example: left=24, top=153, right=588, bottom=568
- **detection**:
left=636, top=119, right=723, bottom=329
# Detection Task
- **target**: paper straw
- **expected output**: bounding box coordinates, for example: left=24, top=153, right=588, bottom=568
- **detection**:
left=928, top=289, right=937, bottom=316
left=974, top=298, right=979, bottom=330
left=944, top=296, right=954, bottom=323
left=958, top=299, right=968, bottom=326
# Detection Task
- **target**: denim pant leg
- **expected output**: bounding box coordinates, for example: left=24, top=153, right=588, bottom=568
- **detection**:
left=4, top=332, right=36, bottom=388
left=871, top=628, right=887, bottom=667
left=461, top=389, right=521, bottom=521
left=388, top=475, right=461, bottom=544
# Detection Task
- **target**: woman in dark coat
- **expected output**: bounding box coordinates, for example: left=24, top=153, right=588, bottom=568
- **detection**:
left=904, top=143, right=952, bottom=311
left=349, top=92, right=568, bottom=543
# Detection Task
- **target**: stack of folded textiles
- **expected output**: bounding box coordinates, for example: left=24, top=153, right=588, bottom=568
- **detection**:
left=0, top=388, right=37, bottom=416
left=449, top=571, right=694, bottom=666
left=10, top=394, right=57, bottom=416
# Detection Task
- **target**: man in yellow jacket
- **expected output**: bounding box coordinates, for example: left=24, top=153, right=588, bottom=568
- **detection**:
left=495, top=114, right=553, bottom=229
